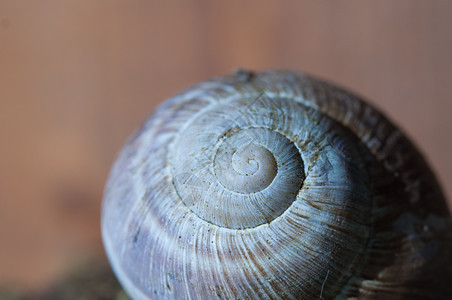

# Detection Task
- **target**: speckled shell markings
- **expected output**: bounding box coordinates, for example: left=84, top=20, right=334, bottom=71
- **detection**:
left=102, top=71, right=452, bottom=299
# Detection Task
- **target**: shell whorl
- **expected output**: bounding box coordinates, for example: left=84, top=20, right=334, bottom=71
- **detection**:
left=102, top=70, right=452, bottom=299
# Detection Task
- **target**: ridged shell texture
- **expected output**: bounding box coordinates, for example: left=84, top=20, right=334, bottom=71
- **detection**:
left=102, top=70, right=452, bottom=299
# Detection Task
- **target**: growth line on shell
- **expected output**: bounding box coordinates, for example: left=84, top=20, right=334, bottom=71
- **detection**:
left=319, top=269, right=329, bottom=300
left=177, top=91, right=274, bottom=190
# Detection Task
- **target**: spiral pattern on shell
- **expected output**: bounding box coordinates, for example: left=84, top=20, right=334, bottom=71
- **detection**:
left=102, top=70, right=452, bottom=299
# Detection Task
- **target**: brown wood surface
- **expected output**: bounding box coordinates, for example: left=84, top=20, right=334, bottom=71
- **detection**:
left=0, top=0, right=451, bottom=292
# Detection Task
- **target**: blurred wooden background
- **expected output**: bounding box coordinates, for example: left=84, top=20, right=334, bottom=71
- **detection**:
left=0, top=0, right=451, bottom=293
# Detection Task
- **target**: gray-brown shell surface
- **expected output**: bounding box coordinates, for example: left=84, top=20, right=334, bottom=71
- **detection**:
left=101, top=70, right=452, bottom=299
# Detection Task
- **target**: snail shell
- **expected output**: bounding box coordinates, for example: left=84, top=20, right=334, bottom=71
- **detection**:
left=102, top=70, right=452, bottom=299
